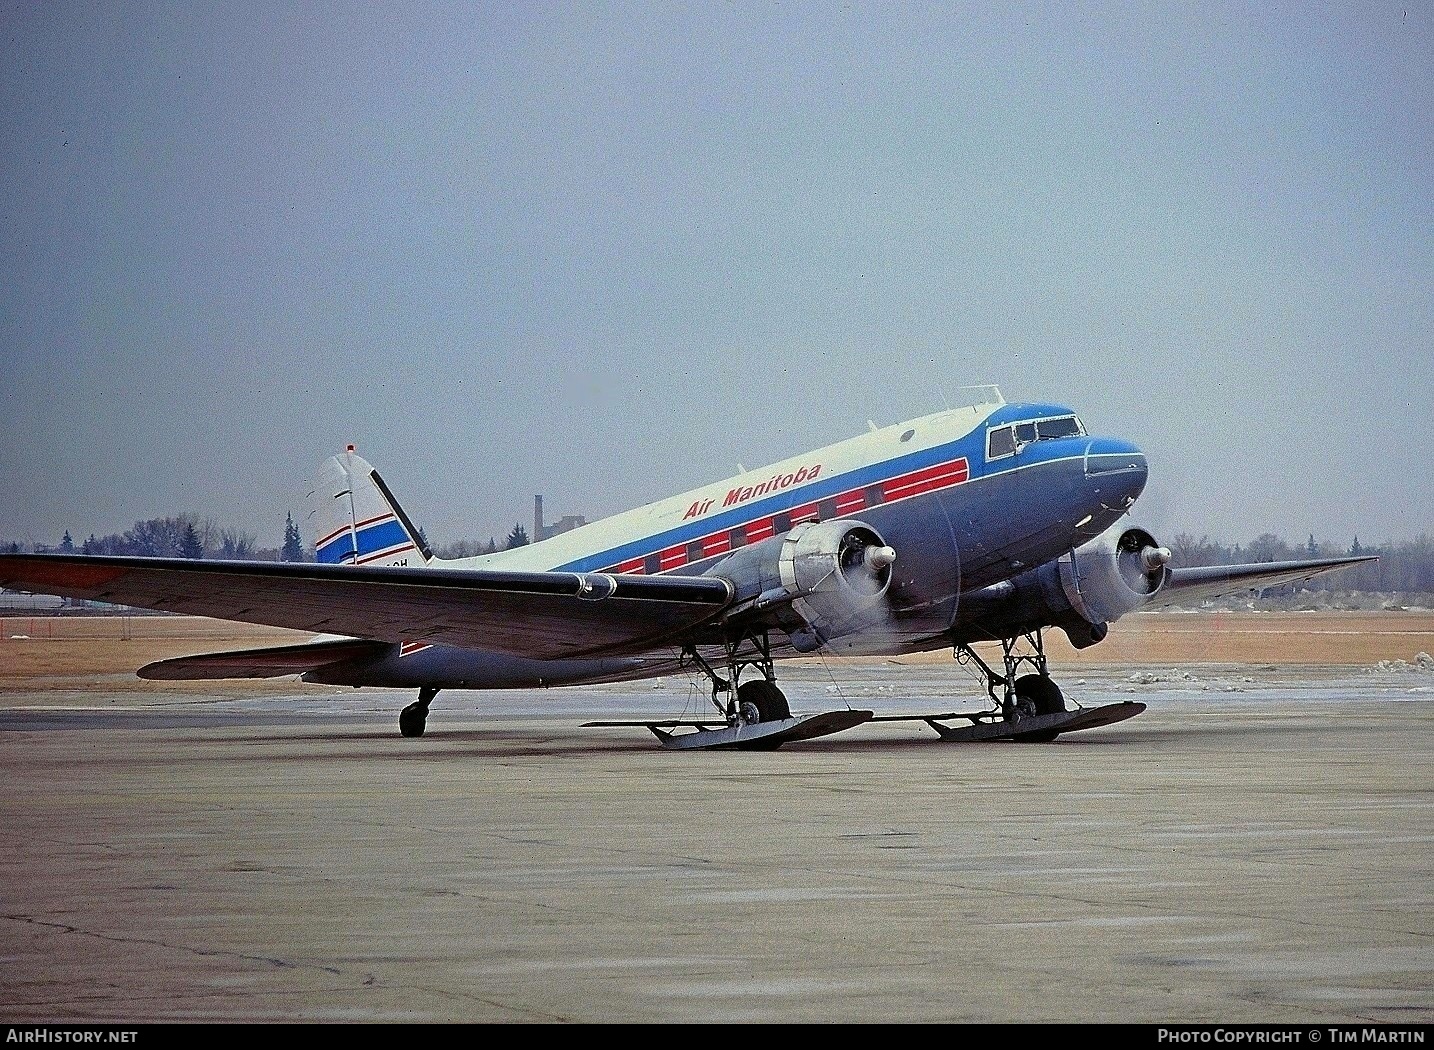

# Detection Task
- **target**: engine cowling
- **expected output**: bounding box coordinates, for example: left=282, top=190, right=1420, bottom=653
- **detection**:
left=1038, top=525, right=1171, bottom=646
left=707, top=518, right=897, bottom=652
left=956, top=523, right=1171, bottom=649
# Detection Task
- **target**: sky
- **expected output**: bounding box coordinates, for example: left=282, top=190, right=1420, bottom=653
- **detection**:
left=2, top=1, right=1430, bottom=554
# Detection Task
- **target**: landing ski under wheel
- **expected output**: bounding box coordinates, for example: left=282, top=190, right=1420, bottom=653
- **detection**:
left=584, top=709, right=874, bottom=750
left=871, top=701, right=1146, bottom=742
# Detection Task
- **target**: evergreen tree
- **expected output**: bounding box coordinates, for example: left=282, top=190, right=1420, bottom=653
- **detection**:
left=281, top=513, right=305, bottom=562
left=179, top=521, right=204, bottom=559
left=485, top=538, right=498, bottom=554
left=82, top=534, right=98, bottom=555
left=59, top=531, right=75, bottom=553
left=1350, top=536, right=1363, bottom=556
left=1307, top=533, right=1318, bottom=557
left=505, top=524, right=529, bottom=549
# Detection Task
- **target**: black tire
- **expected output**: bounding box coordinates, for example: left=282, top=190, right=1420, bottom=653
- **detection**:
left=398, top=704, right=427, bottom=738
left=736, top=679, right=791, bottom=722
left=1012, top=674, right=1064, bottom=743
left=1014, top=674, right=1065, bottom=715
left=1012, top=728, right=1060, bottom=743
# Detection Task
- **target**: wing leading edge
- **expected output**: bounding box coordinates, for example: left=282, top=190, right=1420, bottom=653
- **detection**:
left=0, top=554, right=734, bottom=661
left=1151, top=554, right=1378, bottom=609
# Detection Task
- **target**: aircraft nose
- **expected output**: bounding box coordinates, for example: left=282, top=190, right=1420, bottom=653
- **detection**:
left=1083, top=437, right=1148, bottom=506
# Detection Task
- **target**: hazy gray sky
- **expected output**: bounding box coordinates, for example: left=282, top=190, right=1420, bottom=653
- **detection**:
left=2, top=1, right=1430, bottom=553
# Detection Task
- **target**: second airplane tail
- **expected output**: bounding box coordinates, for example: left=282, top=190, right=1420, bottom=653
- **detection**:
left=311, top=445, right=433, bottom=568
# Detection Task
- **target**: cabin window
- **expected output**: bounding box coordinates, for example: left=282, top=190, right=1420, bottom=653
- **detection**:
left=864, top=484, right=885, bottom=506
left=987, top=426, right=1016, bottom=459
left=686, top=540, right=704, bottom=563
left=773, top=512, right=793, bottom=534
left=643, top=553, right=661, bottom=574
left=818, top=498, right=839, bottom=521
left=728, top=526, right=747, bottom=549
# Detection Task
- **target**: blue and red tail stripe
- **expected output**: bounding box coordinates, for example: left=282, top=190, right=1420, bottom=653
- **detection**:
left=315, top=512, right=415, bottom=565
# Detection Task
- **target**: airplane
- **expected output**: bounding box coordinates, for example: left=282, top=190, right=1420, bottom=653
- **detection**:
left=0, top=388, right=1375, bottom=750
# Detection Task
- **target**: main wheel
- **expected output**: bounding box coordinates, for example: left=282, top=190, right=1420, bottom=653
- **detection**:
left=398, top=704, right=427, bottom=738
left=736, top=679, right=791, bottom=722
left=1014, top=673, right=1065, bottom=715
left=1012, top=674, right=1064, bottom=743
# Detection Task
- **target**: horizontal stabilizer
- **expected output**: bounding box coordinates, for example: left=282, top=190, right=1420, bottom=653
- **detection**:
left=138, top=638, right=389, bottom=681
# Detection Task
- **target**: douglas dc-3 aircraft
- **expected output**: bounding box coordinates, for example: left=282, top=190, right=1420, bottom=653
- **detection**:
left=0, top=390, right=1373, bottom=750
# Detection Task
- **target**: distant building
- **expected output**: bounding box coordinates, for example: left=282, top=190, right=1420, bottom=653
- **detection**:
left=534, top=495, right=587, bottom=542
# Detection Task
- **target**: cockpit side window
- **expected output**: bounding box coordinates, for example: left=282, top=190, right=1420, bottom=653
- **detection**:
left=1036, top=415, right=1083, bottom=439
left=987, top=426, right=1016, bottom=460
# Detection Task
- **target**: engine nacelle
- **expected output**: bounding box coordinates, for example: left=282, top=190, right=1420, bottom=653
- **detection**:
left=958, top=524, right=1171, bottom=650
left=1057, top=525, right=1171, bottom=622
left=708, top=518, right=897, bottom=652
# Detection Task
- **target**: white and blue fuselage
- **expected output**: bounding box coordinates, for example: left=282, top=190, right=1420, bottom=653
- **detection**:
left=308, top=398, right=1148, bottom=690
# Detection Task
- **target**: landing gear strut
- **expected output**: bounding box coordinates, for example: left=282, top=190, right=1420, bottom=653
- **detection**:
left=956, top=629, right=1067, bottom=742
left=399, top=686, right=440, bottom=738
left=681, top=629, right=792, bottom=749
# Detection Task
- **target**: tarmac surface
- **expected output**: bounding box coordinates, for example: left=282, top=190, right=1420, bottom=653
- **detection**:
left=2, top=659, right=1431, bottom=1024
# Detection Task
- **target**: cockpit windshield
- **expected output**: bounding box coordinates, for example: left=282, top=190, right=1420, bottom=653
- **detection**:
left=986, top=414, right=1085, bottom=460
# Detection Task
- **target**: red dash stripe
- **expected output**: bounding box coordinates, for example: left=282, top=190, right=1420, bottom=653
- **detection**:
left=355, top=542, right=416, bottom=565
left=887, top=460, right=964, bottom=488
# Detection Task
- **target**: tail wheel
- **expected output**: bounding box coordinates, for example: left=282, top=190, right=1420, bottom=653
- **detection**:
left=398, top=704, right=427, bottom=738
left=736, top=679, right=791, bottom=722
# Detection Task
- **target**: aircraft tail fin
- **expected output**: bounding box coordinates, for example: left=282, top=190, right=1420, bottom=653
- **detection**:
left=311, top=445, right=434, bottom=567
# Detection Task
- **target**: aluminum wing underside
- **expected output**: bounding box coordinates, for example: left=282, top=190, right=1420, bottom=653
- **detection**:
left=1152, top=555, right=1377, bottom=609
left=0, top=554, right=733, bottom=661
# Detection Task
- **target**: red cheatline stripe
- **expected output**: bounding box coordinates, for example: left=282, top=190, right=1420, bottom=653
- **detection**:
left=884, top=461, right=967, bottom=500
left=399, top=642, right=433, bottom=657
left=355, top=542, right=416, bottom=565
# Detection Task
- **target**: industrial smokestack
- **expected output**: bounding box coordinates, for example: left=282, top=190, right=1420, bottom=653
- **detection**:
left=534, top=494, right=544, bottom=543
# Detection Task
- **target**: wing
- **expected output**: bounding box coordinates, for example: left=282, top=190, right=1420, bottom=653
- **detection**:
left=1150, top=554, right=1377, bottom=609
left=0, top=554, right=733, bottom=660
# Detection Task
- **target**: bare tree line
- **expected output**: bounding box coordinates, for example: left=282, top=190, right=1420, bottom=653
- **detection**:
left=5, top=522, right=1432, bottom=594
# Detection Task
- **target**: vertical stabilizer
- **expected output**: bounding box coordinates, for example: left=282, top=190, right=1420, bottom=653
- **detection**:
left=311, top=445, right=433, bottom=567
